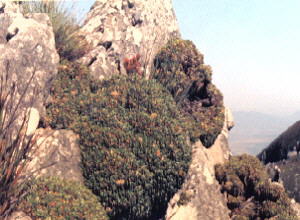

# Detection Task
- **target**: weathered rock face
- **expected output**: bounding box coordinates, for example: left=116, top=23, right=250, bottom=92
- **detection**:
left=24, top=128, right=84, bottom=183
left=165, top=107, right=233, bottom=220
left=78, top=0, right=180, bottom=80
left=0, top=1, right=59, bottom=133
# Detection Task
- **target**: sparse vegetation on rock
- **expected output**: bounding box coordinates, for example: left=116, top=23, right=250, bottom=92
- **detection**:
left=46, top=61, right=191, bottom=219
left=152, top=38, right=224, bottom=147
left=18, top=176, right=108, bottom=220
left=215, top=154, right=298, bottom=220
left=21, top=1, right=90, bottom=62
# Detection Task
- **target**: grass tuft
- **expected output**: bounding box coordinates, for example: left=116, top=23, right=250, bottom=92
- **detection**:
left=21, top=0, right=90, bottom=62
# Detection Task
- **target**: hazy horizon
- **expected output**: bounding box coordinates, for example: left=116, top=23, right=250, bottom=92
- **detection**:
left=73, top=0, right=300, bottom=117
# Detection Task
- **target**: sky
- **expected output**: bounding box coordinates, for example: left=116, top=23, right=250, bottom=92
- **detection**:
left=73, top=0, right=300, bottom=116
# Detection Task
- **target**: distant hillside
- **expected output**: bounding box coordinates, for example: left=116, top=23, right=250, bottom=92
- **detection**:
left=257, top=120, right=300, bottom=163
left=229, top=111, right=300, bottom=155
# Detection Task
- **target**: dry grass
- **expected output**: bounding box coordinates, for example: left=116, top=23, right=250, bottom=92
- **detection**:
left=0, top=61, right=37, bottom=218
left=20, top=0, right=90, bottom=62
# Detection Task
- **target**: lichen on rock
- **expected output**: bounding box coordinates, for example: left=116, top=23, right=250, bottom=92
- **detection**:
left=0, top=0, right=59, bottom=134
left=78, top=0, right=180, bottom=80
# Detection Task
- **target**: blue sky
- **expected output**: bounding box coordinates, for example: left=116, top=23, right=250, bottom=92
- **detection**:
left=74, top=0, right=300, bottom=116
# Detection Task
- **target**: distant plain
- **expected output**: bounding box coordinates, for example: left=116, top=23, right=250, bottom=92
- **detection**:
left=229, top=111, right=300, bottom=155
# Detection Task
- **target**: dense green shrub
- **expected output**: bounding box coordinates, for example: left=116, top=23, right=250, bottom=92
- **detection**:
left=45, top=60, right=98, bottom=128
left=18, top=176, right=108, bottom=220
left=21, top=1, right=90, bottom=62
left=46, top=63, right=191, bottom=219
left=152, top=38, right=224, bottom=147
left=215, top=154, right=298, bottom=220
left=255, top=181, right=285, bottom=202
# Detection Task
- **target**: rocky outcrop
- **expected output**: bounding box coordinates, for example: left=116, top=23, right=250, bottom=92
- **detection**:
left=2, top=2, right=237, bottom=220
left=0, top=1, right=59, bottom=133
left=258, top=121, right=300, bottom=163
left=24, top=128, right=84, bottom=183
left=165, top=107, right=233, bottom=220
left=78, top=0, right=180, bottom=80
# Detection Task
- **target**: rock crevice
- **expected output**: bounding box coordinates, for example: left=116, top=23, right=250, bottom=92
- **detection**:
left=165, top=108, right=234, bottom=220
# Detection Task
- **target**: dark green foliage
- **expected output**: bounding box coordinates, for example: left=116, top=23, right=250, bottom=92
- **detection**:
left=216, top=154, right=268, bottom=195
left=259, top=199, right=298, bottom=220
left=227, top=195, right=244, bottom=209
left=180, top=84, right=224, bottom=147
left=152, top=39, right=208, bottom=101
left=215, top=154, right=298, bottom=220
left=45, top=60, right=98, bottom=128
left=18, top=176, right=108, bottom=220
left=255, top=181, right=284, bottom=202
left=79, top=76, right=191, bottom=220
left=152, top=38, right=224, bottom=147
left=46, top=63, right=191, bottom=220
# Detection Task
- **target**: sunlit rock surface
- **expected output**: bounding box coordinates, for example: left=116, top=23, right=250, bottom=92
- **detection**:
left=78, top=0, right=180, bottom=80
left=165, top=108, right=233, bottom=220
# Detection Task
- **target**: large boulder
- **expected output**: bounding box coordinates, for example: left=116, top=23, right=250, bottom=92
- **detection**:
left=78, top=0, right=180, bottom=80
left=0, top=1, right=59, bottom=134
left=165, top=108, right=233, bottom=220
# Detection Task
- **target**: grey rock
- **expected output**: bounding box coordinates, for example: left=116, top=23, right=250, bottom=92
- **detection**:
left=165, top=107, right=234, bottom=220
left=24, top=128, right=84, bottom=183
left=78, top=0, right=180, bottom=80
left=0, top=0, right=59, bottom=134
